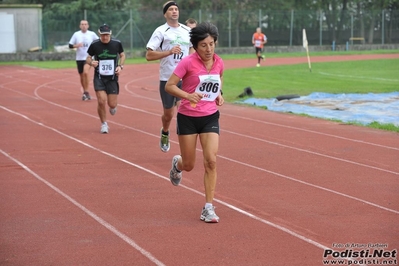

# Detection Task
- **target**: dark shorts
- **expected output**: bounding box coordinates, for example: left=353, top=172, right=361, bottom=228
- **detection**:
left=76, top=60, right=86, bottom=74
left=255, top=47, right=263, bottom=54
left=160, top=80, right=181, bottom=109
left=176, top=111, right=220, bottom=135
left=93, top=75, right=119, bottom=95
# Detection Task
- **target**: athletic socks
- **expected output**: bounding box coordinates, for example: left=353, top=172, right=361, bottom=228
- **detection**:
left=205, top=203, right=213, bottom=209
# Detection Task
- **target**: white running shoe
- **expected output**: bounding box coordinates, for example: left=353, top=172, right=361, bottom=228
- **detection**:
left=100, top=122, right=109, bottom=134
left=109, top=107, right=117, bottom=116
left=160, top=128, right=170, bottom=152
left=200, top=206, right=219, bottom=223
left=169, top=155, right=182, bottom=186
left=82, top=92, right=91, bottom=101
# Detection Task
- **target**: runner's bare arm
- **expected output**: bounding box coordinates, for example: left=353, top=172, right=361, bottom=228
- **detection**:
left=145, top=46, right=181, bottom=61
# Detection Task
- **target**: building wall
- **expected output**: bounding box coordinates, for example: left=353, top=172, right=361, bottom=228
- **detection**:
left=0, top=4, right=42, bottom=53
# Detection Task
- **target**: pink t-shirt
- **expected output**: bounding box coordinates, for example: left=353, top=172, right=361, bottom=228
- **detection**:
left=174, top=52, right=224, bottom=117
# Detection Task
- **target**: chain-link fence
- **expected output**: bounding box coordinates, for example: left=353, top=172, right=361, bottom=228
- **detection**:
left=42, top=9, right=399, bottom=52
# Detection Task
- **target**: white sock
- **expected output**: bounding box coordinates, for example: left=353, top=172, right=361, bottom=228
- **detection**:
left=204, top=203, right=213, bottom=209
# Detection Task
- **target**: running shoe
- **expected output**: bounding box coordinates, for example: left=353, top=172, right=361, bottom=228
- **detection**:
left=100, top=122, right=109, bottom=134
left=261, top=55, right=265, bottom=60
left=109, top=107, right=117, bottom=116
left=256, top=63, right=260, bottom=67
left=200, top=206, right=219, bottom=223
left=160, top=128, right=170, bottom=152
left=169, top=155, right=182, bottom=186
left=82, top=92, right=91, bottom=101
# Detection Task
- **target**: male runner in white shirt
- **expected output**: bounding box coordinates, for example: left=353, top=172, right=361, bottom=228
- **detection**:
left=69, top=20, right=99, bottom=100
left=146, top=1, right=194, bottom=152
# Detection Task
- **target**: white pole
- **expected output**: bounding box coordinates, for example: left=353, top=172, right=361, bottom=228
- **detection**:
left=303, top=29, right=312, bottom=72
left=289, top=10, right=293, bottom=46
left=130, top=9, right=133, bottom=50
left=381, top=10, right=385, bottom=45
left=319, top=10, right=323, bottom=46
left=228, top=9, right=231, bottom=48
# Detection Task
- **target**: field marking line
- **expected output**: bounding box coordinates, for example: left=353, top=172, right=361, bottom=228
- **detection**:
left=318, top=71, right=399, bottom=82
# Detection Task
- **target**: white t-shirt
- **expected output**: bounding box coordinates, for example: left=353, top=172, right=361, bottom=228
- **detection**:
left=146, top=23, right=192, bottom=81
left=69, top=30, right=99, bottom=60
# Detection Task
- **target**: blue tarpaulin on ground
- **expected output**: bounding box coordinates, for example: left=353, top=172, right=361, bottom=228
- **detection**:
left=239, top=92, right=399, bottom=126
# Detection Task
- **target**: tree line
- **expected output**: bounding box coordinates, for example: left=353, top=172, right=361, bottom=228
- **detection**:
left=2, top=0, right=398, bottom=45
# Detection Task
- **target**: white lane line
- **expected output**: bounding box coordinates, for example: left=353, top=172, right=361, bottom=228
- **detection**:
left=0, top=149, right=166, bottom=266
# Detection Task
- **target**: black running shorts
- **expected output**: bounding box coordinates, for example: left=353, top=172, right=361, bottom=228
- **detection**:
left=255, top=47, right=263, bottom=54
left=93, top=75, right=119, bottom=95
left=176, top=111, right=220, bottom=135
left=76, top=60, right=86, bottom=74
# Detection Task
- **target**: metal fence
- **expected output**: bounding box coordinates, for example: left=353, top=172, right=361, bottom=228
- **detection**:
left=42, top=9, right=399, bottom=52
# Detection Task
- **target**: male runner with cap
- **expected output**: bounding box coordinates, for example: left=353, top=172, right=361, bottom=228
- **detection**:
left=86, top=24, right=125, bottom=134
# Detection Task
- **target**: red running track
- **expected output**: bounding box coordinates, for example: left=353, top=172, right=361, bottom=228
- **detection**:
left=0, top=54, right=398, bottom=266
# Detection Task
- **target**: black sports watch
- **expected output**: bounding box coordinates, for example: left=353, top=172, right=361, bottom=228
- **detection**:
left=119, top=65, right=124, bottom=69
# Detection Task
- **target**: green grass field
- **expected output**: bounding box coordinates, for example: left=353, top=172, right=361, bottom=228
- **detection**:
left=222, top=57, right=398, bottom=132
left=222, top=59, right=399, bottom=101
left=2, top=50, right=398, bottom=131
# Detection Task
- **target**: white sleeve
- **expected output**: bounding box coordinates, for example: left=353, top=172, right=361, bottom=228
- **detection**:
left=146, top=30, right=163, bottom=51
left=69, top=32, right=77, bottom=45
